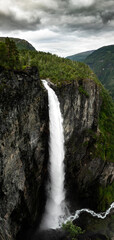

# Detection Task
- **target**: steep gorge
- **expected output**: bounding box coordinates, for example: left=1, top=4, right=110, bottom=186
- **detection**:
left=0, top=67, right=113, bottom=239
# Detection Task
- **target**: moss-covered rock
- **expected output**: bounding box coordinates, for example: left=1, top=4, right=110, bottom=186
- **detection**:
left=74, top=211, right=114, bottom=240
left=97, top=182, right=114, bottom=211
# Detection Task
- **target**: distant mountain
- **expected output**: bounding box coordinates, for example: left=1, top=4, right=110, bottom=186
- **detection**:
left=66, top=50, right=94, bottom=62
left=85, top=45, right=114, bottom=98
left=0, top=37, right=36, bottom=51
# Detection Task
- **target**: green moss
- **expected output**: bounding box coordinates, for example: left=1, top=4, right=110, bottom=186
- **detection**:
left=82, top=141, right=89, bottom=147
left=96, top=87, right=114, bottom=162
left=83, top=87, right=114, bottom=164
left=78, top=86, right=89, bottom=98
left=97, top=182, right=114, bottom=211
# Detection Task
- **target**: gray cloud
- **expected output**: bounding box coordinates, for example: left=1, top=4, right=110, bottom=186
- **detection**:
left=0, top=10, right=40, bottom=32
left=100, top=11, right=114, bottom=24
left=49, top=0, right=114, bottom=33
left=0, top=0, right=114, bottom=56
left=0, top=0, right=114, bottom=33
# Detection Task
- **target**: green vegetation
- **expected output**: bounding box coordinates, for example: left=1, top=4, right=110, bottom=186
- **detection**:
left=67, top=45, right=114, bottom=99
left=78, top=86, right=89, bottom=98
left=19, top=49, right=98, bottom=87
left=98, top=182, right=114, bottom=211
left=0, top=37, right=99, bottom=88
left=0, top=42, right=7, bottom=67
left=79, top=212, right=114, bottom=239
left=95, top=88, right=114, bottom=210
left=0, top=37, right=36, bottom=51
left=62, top=221, right=84, bottom=240
left=0, top=37, right=20, bottom=69
left=96, top=87, right=114, bottom=162
left=0, top=38, right=113, bottom=164
left=85, top=45, right=114, bottom=99
left=66, top=50, right=94, bottom=62
left=0, top=38, right=113, bottom=212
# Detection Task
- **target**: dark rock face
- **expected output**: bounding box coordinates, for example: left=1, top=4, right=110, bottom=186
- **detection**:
left=74, top=210, right=114, bottom=240
left=55, top=80, right=114, bottom=210
left=31, top=229, right=66, bottom=240
left=0, top=67, right=49, bottom=239
left=0, top=69, right=113, bottom=239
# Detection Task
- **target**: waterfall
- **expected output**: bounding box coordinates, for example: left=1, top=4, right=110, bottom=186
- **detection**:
left=40, top=80, right=66, bottom=230
left=40, top=79, right=114, bottom=230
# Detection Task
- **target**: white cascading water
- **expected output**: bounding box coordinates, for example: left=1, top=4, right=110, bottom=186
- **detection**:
left=64, top=202, right=114, bottom=224
left=40, top=80, right=66, bottom=230
left=40, top=79, right=114, bottom=230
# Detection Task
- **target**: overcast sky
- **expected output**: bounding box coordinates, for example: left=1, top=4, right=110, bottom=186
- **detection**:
left=0, top=0, right=114, bottom=57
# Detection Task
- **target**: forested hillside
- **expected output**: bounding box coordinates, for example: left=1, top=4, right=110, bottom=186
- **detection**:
left=0, top=37, right=114, bottom=240
left=19, top=50, right=98, bottom=86
left=0, top=37, right=36, bottom=51
left=0, top=38, right=98, bottom=85
left=66, top=50, right=94, bottom=62
left=0, top=38, right=114, bottom=165
left=0, top=37, right=20, bottom=69
left=85, top=45, right=114, bottom=99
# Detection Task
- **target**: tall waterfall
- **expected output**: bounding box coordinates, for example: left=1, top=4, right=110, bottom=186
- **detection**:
left=40, top=80, right=66, bottom=230
left=40, top=79, right=114, bottom=231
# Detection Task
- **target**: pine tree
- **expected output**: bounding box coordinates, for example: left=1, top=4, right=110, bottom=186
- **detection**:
left=5, top=37, right=20, bottom=69
left=0, top=42, right=7, bottom=68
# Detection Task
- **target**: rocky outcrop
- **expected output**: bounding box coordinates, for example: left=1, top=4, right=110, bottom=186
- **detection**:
left=0, top=68, right=113, bottom=239
left=0, top=67, right=48, bottom=239
left=55, top=79, right=114, bottom=210
left=75, top=210, right=114, bottom=240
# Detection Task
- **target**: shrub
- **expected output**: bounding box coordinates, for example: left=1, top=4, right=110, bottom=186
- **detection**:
left=62, top=221, right=84, bottom=240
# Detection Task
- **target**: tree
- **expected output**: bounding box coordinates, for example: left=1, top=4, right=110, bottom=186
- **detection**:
left=0, top=42, right=7, bottom=68
left=5, top=37, right=20, bottom=69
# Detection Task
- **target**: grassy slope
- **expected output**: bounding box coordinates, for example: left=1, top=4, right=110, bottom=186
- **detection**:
left=85, top=45, right=114, bottom=98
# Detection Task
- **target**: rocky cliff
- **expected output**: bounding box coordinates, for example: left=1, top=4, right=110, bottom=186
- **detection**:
left=0, top=67, right=113, bottom=239
left=55, top=80, right=114, bottom=211
left=0, top=67, right=49, bottom=239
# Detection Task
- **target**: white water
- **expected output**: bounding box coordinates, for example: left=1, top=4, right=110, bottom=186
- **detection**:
left=40, top=80, right=114, bottom=230
left=40, top=80, right=66, bottom=230
left=63, top=202, right=114, bottom=225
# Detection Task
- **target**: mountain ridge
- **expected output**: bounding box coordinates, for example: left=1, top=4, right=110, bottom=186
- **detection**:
left=66, top=45, right=114, bottom=98
left=85, top=45, right=114, bottom=98
left=0, top=37, right=36, bottom=51
left=66, top=50, right=94, bottom=62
